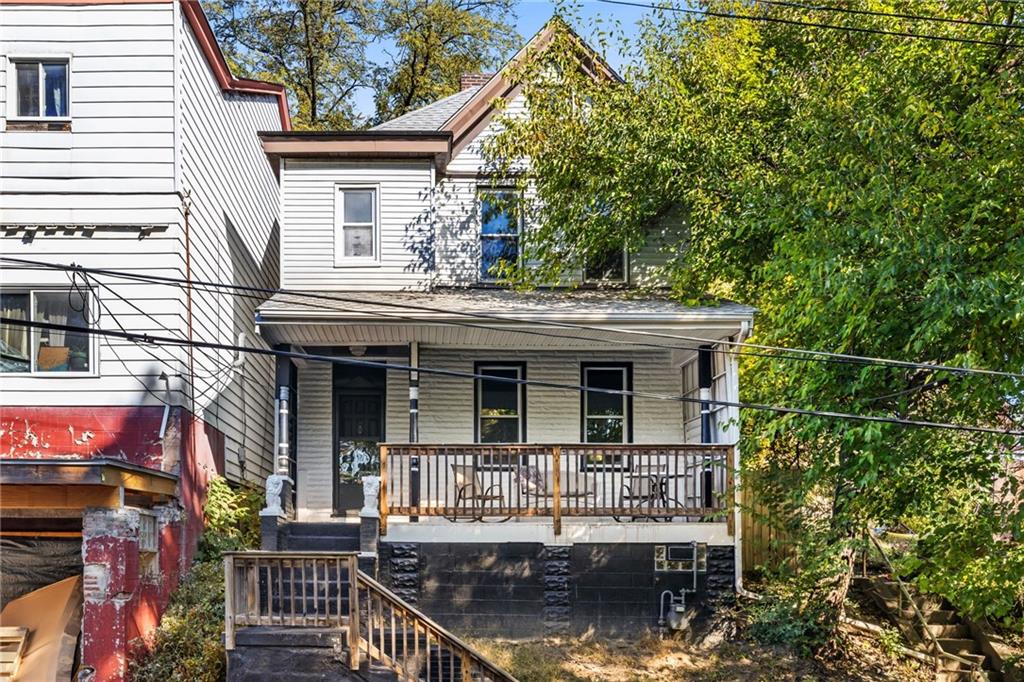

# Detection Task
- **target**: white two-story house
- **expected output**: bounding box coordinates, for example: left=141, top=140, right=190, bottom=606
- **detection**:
left=256, top=20, right=755, bottom=637
left=0, top=1, right=285, bottom=679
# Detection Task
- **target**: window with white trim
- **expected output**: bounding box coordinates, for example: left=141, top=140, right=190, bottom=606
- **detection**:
left=478, top=189, right=521, bottom=281
left=13, top=59, right=69, bottom=119
left=334, top=186, right=377, bottom=263
left=0, top=288, right=94, bottom=374
left=681, top=348, right=727, bottom=442
left=475, top=364, right=525, bottom=443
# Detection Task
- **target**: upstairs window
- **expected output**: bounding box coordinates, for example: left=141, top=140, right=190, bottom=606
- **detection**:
left=1, top=289, right=94, bottom=374
left=583, top=247, right=627, bottom=284
left=334, top=186, right=378, bottom=264
left=14, top=60, right=69, bottom=118
left=479, top=189, right=520, bottom=281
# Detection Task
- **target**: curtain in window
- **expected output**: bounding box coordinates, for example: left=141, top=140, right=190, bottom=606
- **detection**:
left=0, top=294, right=30, bottom=371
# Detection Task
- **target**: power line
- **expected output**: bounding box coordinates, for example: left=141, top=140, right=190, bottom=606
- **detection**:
left=4, top=256, right=1021, bottom=381
left=1, top=316, right=1020, bottom=436
left=752, top=0, right=1024, bottom=32
left=595, top=0, right=1024, bottom=49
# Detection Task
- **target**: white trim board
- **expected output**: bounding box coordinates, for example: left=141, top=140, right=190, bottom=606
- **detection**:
left=382, top=520, right=734, bottom=546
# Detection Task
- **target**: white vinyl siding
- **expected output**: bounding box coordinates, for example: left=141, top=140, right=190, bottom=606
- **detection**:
left=279, top=159, right=434, bottom=291
left=0, top=3, right=177, bottom=193
left=177, top=10, right=282, bottom=483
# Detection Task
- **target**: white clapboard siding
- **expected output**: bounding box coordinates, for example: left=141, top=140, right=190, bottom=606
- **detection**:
left=0, top=3, right=176, bottom=192
left=279, top=159, right=435, bottom=291
left=0, top=230, right=190, bottom=407
left=177, top=11, right=282, bottom=483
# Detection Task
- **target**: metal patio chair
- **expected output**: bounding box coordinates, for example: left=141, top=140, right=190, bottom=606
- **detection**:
left=614, top=463, right=669, bottom=522
left=448, top=464, right=507, bottom=522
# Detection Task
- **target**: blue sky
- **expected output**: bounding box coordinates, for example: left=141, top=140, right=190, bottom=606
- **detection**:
left=354, top=0, right=652, bottom=119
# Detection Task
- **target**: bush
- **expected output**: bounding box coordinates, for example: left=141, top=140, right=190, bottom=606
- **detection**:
left=747, top=594, right=831, bottom=657
left=130, top=476, right=262, bottom=682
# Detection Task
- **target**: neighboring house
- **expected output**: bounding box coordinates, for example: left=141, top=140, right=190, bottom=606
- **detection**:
left=0, top=1, right=286, bottom=679
left=256, top=20, right=755, bottom=638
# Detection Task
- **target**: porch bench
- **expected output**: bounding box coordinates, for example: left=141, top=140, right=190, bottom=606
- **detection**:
left=516, top=464, right=597, bottom=500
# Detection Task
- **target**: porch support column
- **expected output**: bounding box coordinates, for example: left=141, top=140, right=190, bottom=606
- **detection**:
left=698, top=344, right=715, bottom=509
left=409, top=341, right=420, bottom=521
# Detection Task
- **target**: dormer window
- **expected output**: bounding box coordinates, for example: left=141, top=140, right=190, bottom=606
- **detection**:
left=584, top=247, right=627, bottom=284
left=13, top=59, right=69, bottom=119
left=334, top=186, right=378, bottom=265
left=479, top=189, right=521, bottom=282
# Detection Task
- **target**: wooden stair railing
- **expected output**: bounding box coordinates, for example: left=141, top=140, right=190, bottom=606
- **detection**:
left=224, top=551, right=517, bottom=680
left=356, top=570, right=518, bottom=682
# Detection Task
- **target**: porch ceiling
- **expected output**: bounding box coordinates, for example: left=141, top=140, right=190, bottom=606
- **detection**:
left=255, top=289, right=755, bottom=350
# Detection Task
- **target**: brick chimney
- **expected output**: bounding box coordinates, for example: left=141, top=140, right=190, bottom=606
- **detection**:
left=459, top=73, right=493, bottom=90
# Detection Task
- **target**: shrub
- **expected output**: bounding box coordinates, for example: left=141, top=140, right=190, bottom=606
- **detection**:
left=130, top=476, right=262, bottom=682
left=747, top=594, right=831, bottom=657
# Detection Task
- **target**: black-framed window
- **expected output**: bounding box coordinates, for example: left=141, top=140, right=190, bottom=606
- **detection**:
left=583, top=247, right=627, bottom=284
left=478, top=189, right=521, bottom=281
left=475, top=363, right=526, bottom=444
left=581, top=363, right=632, bottom=468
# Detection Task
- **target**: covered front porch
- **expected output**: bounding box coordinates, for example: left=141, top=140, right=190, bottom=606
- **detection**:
left=255, top=288, right=752, bottom=535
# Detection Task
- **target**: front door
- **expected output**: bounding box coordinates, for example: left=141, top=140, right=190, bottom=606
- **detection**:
left=333, top=364, right=386, bottom=515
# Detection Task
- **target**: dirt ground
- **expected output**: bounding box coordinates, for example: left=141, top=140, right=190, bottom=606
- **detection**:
left=468, top=628, right=933, bottom=681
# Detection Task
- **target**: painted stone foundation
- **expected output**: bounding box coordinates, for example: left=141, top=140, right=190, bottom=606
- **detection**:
left=378, top=542, right=736, bottom=638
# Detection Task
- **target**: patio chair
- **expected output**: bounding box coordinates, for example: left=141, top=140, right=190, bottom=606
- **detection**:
left=614, top=464, right=669, bottom=522
left=449, top=464, right=506, bottom=522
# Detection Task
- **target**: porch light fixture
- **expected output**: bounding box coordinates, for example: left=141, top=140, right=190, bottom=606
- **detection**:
left=349, top=345, right=367, bottom=357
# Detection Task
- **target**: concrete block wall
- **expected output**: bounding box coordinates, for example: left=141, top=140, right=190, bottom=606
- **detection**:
left=379, top=541, right=735, bottom=638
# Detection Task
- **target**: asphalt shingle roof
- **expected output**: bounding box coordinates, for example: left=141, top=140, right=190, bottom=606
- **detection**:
left=372, top=86, right=482, bottom=132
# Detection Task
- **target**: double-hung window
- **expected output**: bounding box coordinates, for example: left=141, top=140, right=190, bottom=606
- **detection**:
left=1, top=288, right=94, bottom=374
left=13, top=59, right=69, bottom=119
left=478, top=189, right=521, bottom=281
left=475, top=364, right=525, bottom=444
left=581, top=364, right=631, bottom=468
left=334, top=186, right=378, bottom=263
left=583, top=247, right=627, bottom=284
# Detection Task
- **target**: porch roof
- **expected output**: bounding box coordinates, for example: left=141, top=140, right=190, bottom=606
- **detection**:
left=256, top=288, right=756, bottom=324
left=255, top=289, right=755, bottom=350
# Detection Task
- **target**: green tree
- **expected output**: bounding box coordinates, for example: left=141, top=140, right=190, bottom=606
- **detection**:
left=208, top=0, right=374, bottom=129
left=373, top=0, right=519, bottom=123
left=487, top=1, right=1024, bottom=629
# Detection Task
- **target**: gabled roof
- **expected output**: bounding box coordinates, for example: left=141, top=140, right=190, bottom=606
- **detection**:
left=262, top=16, right=616, bottom=164
left=374, top=87, right=482, bottom=132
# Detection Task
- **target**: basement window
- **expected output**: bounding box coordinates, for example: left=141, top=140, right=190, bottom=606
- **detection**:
left=0, top=288, right=95, bottom=374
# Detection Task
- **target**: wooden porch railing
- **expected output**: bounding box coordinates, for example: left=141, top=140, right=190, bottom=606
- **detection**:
left=224, top=552, right=361, bottom=669
left=379, top=443, right=734, bottom=535
left=224, top=551, right=517, bottom=681
left=356, top=570, right=515, bottom=681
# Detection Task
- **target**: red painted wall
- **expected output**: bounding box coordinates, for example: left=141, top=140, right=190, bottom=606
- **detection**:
left=0, top=405, right=227, bottom=682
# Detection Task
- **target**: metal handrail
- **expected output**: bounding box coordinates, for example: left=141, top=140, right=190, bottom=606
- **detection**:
left=865, top=531, right=983, bottom=679
left=356, top=569, right=518, bottom=682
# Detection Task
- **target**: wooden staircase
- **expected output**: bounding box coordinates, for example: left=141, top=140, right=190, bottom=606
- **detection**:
left=224, top=552, right=516, bottom=682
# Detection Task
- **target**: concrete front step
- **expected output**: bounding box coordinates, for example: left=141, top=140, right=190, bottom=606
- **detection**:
left=285, top=535, right=361, bottom=552
left=286, top=522, right=362, bottom=537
